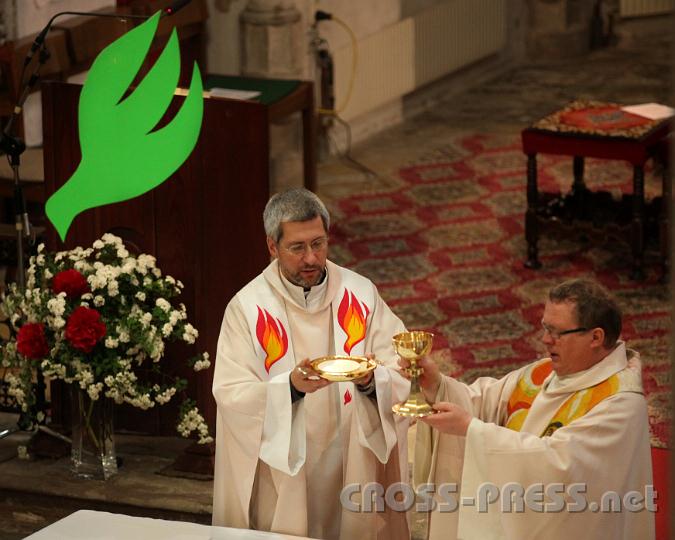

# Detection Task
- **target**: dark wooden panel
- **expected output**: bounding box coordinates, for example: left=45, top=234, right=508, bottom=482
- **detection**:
left=42, top=80, right=269, bottom=433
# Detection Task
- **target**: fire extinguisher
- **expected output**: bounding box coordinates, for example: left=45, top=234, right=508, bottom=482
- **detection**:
left=317, top=46, right=335, bottom=113
left=316, top=43, right=335, bottom=134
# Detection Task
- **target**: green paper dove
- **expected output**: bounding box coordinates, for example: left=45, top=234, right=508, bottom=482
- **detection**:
left=45, top=12, right=204, bottom=241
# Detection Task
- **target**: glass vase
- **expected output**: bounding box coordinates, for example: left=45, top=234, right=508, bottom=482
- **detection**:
left=70, top=385, right=117, bottom=480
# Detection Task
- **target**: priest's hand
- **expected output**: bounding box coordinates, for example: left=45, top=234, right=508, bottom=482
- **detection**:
left=397, top=355, right=441, bottom=402
left=353, top=353, right=375, bottom=388
left=290, top=358, right=332, bottom=394
left=419, top=402, right=472, bottom=436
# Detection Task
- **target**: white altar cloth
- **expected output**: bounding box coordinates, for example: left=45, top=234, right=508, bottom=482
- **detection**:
left=24, top=510, right=317, bottom=540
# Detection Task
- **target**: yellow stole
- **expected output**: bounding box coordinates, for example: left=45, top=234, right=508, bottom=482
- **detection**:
left=505, top=358, right=633, bottom=437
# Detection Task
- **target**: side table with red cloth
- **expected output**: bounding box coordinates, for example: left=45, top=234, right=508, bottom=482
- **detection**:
left=521, top=100, right=672, bottom=280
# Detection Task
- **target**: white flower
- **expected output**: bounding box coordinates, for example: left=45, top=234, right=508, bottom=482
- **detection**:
left=93, top=240, right=104, bottom=249
left=156, top=298, right=171, bottom=312
left=194, top=352, right=210, bottom=371
left=47, top=294, right=67, bottom=317
left=176, top=407, right=212, bottom=444
left=74, top=260, right=92, bottom=273
left=87, top=383, right=104, bottom=400
left=135, top=292, right=146, bottom=302
left=154, top=386, right=176, bottom=405
left=182, top=323, right=198, bottom=344
left=88, top=274, right=106, bottom=291
left=107, top=280, right=119, bottom=297
left=48, top=316, right=66, bottom=330
left=116, top=326, right=130, bottom=343
left=102, top=233, right=123, bottom=246
left=93, top=295, right=105, bottom=307
left=193, top=359, right=210, bottom=371
left=169, top=310, right=185, bottom=325
left=105, top=336, right=119, bottom=349
left=150, top=339, right=165, bottom=361
left=121, top=260, right=136, bottom=274
left=77, top=369, right=94, bottom=389
left=37, top=243, right=45, bottom=253
left=161, top=322, right=173, bottom=337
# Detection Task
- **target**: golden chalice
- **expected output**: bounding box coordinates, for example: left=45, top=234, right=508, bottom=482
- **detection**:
left=392, top=331, right=434, bottom=417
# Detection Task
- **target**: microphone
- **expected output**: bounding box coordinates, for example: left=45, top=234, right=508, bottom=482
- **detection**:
left=23, top=0, right=193, bottom=68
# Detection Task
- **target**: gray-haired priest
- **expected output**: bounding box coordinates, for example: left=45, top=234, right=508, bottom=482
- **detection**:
left=212, top=188, right=410, bottom=540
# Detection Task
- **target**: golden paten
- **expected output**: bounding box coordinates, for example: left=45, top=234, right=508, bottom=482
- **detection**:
left=310, top=355, right=378, bottom=382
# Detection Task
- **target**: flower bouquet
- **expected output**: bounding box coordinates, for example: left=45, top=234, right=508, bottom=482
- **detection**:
left=0, top=233, right=212, bottom=478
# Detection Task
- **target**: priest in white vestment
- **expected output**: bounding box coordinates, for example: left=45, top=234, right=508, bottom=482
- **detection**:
left=212, top=188, right=410, bottom=540
left=409, top=278, right=654, bottom=540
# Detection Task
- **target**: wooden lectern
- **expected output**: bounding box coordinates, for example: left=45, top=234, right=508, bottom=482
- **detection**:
left=42, top=80, right=271, bottom=436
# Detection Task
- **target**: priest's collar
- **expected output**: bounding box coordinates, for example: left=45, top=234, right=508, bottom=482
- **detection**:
left=303, top=268, right=327, bottom=294
left=546, top=341, right=628, bottom=394
left=278, top=267, right=328, bottom=308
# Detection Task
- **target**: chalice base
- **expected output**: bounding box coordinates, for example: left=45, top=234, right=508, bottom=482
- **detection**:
left=392, top=394, right=434, bottom=418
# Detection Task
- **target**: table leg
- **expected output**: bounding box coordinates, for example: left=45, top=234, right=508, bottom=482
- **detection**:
left=660, top=158, right=671, bottom=280
left=630, top=165, right=646, bottom=281
left=570, top=155, right=589, bottom=219
left=524, top=153, right=541, bottom=269
left=572, top=156, right=585, bottom=190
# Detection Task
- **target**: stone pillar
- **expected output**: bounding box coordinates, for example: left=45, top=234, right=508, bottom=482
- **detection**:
left=0, top=0, right=17, bottom=43
left=240, top=0, right=304, bottom=78
left=526, top=0, right=597, bottom=59
left=240, top=0, right=306, bottom=193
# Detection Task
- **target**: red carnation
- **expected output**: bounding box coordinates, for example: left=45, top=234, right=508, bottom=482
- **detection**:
left=65, top=306, right=106, bottom=353
left=16, top=323, right=50, bottom=360
left=52, top=269, right=90, bottom=298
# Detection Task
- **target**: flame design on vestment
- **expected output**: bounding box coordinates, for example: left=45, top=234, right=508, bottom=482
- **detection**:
left=337, top=289, right=370, bottom=354
left=255, top=306, right=289, bottom=373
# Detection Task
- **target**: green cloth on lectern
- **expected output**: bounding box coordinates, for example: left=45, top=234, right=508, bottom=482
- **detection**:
left=204, top=75, right=299, bottom=105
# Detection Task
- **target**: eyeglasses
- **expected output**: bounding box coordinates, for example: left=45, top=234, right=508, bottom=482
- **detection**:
left=281, top=236, right=329, bottom=257
left=541, top=322, right=588, bottom=340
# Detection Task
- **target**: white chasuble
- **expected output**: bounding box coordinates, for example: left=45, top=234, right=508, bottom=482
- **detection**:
left=213, top=260, right=410, bottom=540
left=416, top=343, right=654, bottom=540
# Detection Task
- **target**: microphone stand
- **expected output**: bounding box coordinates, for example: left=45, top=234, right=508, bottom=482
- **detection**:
left=0, top=46, right=49, bottom=291
left=0, top=46, right=48, bottom=438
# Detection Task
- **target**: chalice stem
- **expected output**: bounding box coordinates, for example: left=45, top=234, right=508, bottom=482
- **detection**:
left=410, top=371, right=423, bottom=399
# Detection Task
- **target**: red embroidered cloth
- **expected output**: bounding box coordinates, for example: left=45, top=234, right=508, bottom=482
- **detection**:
left=532, top=100, right=664, bottom=139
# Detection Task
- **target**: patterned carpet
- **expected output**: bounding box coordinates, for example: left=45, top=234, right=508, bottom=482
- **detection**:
left=328, top=132, right=671, bottom=448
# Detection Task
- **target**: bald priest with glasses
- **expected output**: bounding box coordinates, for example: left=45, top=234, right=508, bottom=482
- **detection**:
left=212, top=188, right=410, bottom=540
left=407, top=278, right=654, bottom=540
